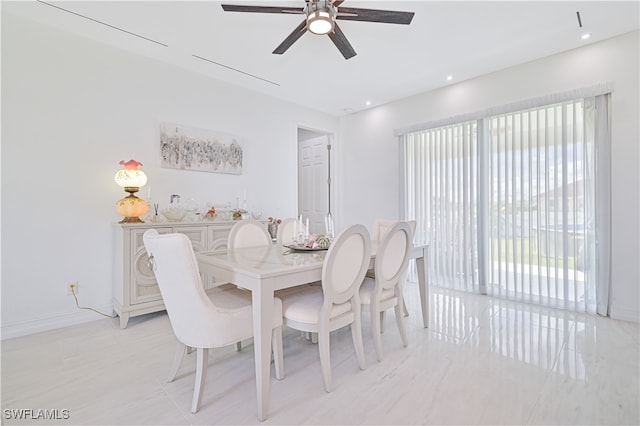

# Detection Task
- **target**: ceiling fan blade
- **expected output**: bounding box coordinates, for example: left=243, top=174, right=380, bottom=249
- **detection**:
left=328, top=23, right=356, bottom=60
left=273, top=20, right=308, bottom=55
left=221, top=4, right=304, bottom=14
left=336, top=7, right=414, bottom=25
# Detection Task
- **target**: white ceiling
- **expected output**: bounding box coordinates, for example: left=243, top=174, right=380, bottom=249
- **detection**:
left=4, top=1, right=639, bottom=116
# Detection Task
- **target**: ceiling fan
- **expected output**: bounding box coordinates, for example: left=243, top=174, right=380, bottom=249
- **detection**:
left=221, top=0, right=415, bottom=60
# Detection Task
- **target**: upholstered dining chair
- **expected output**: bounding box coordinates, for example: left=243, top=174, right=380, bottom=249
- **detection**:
left=278, top=224, right=370, bottom=392
left=275, top=217, right=318, bottom=343
left=371, top=218, right=399, bottom=243
left=276, top=217, right=307, bottom=247
left=278, top=217, right=322, bottom=342
left=227, top=219, right=273, bottom=351
left=367, top=219, right=398, bottom=279
left=228, top=218, right=272, bottom=249
left=142, top=229, right=284, bottom=413
left=404, top=220, right=417, bottom=313
left=369, top=219, right=416, bottom=318
left=359, top=222, right=412, bottom=361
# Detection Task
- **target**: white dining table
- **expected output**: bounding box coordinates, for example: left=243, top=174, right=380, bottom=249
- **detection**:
left=196, top=242, right=429, bottom=421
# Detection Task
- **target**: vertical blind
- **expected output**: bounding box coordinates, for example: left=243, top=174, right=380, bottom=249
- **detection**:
left=487, top=100, right=596, bottom=312
left=403, top=122, right=479, bottom=292
left=402, top=95, right=610, bottom=315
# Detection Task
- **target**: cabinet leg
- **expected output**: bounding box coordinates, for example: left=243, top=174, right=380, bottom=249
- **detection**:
left=119, top=312, right=130, bottom=329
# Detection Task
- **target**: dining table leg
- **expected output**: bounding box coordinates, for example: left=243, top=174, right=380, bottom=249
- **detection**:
left=415, top=246, right=430, bottom=328
left=252, top=279, right=275, bottom=421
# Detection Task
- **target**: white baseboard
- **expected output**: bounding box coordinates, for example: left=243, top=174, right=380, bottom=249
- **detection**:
left=610, top=305, right=640, bottom=323
left=1, top=304, right=114, bottom=340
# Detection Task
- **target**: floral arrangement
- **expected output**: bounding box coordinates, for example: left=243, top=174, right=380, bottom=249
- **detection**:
left=268, top=217, right=282, bottom=225
left=304, top=233, right=332, bottom=249
left=205, top=206, right=216, bottom=219
left=232, top=208, right=248, bottom=220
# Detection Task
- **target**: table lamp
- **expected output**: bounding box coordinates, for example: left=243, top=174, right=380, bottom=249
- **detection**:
left=114, top=159, right=148, bottom=223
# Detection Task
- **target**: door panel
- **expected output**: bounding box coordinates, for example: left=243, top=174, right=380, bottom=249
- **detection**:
left=298, top=135, right=329, bottom=234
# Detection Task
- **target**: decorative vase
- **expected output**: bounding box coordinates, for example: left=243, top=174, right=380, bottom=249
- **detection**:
left=268, top=222, right=278, bottom=239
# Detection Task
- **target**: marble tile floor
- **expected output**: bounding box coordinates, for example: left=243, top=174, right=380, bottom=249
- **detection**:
left=2, top=283, right=639, bottom=425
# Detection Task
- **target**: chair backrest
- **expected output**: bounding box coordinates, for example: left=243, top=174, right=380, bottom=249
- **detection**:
left=277, top=218, right=307, bottom=246
left=374, top=222, right=412, bottom=291
left=228, top=219, right=272, bottom=249
left=322, top=224, right=371, bottom=306
left=407, top=220, right=416, bottom=243
left=371, top=219, right=398, bottom=242
left=372, top=219, right=416, bottom=243
left=143, top=229, right=221, bottom=347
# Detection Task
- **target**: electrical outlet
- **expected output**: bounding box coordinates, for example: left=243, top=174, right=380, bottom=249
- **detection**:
left=67, top=282, right=78, bottom=296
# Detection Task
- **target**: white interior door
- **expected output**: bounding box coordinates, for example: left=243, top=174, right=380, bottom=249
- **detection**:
left=298, top=133, right=329, bottom=234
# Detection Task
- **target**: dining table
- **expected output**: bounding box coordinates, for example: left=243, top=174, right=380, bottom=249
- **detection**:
left=195, top=241, right=429, bottom=421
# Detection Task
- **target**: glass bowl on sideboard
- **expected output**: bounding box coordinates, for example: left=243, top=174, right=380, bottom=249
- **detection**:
left=161, top=207, right=187, bottom=222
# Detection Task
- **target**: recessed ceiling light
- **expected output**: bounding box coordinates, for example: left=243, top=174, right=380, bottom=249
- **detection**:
left=581, top=33, right=591, bottom=40
left=446, top=75, right=453, bottom=81
left=365, top=101, right=371, bottom=106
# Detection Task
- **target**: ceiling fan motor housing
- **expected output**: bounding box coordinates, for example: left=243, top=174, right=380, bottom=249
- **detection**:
left=306, top=0, right=337, bottom=35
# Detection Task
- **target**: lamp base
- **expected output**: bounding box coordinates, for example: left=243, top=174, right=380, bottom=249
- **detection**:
left=119, top=216, right=145, bottom=224
left=116, top=193, right=148, bottom=223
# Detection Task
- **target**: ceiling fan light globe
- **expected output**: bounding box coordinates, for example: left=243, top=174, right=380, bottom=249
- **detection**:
left=307, top=10, right=334, bottom=35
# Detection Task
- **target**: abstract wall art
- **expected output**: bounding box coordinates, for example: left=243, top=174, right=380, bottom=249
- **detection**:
left=159, top=122, right=243, bottom=174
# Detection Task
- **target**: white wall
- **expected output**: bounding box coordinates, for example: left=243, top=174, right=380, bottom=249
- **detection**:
left=338, top=31, right=640, bottom=322
left=1, top=14, right=338, bottom=338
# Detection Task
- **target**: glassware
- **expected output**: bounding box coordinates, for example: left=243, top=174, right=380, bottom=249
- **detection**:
left=183, top=197, right=199, bottom=221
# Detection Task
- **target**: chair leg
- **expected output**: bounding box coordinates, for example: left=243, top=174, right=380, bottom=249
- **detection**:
left=371, top=304, right=384, bottom=362
left=395, top=302, right=409, bottom=347
left=352, top=313, right=367, bottom=370
left=167, top=341, right=187, bottom=382
left=191, top=348, right=209, bottom=414
left=318, top=328, right=333, bottom=392
left=272, top=326, right=285, bottom=380
left=400, top=270, right=410, bottom=317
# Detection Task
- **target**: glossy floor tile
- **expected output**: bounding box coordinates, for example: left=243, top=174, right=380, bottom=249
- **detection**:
left=2, top=283, right=638, bottom=425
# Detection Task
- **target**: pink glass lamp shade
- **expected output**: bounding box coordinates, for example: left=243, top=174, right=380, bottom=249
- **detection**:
left=114, top=159, right=148, bottom=223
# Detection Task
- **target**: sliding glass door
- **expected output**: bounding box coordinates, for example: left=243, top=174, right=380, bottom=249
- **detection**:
left=402, top=95, right=609, bottom=315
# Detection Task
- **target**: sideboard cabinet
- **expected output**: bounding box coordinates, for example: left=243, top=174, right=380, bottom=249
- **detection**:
left=112, top=220, right=236, bottom=328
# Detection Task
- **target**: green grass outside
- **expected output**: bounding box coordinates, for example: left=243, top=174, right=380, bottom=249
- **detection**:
left=490, top=237, right=576, bottom=270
